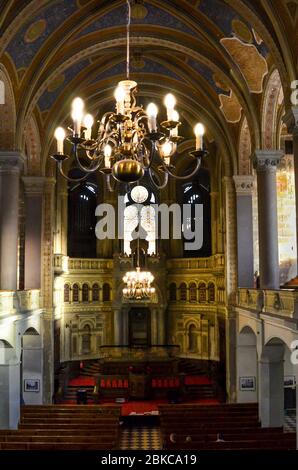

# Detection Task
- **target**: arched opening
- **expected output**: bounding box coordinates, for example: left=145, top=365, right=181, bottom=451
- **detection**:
left=0, top=340, right=19, bottom=429
left=82, top=283, right=89, bottom=302
left=188, top=324, right=197, bottom=352
left=179, top=283, right=187, bottom=301
left=81, top=325, right=91, bottom=354
left=181, top=168, right=211, bottom=257
left=72, top=283, right=79, bottom=302
left=64, top=284, right=70, bottom=302
left=198, top=283, right=207, bottom=302
left=123, top=184, right=156, bottom=255
left=237, top=326, right=257, bottom=403
left=21, top=328, right=43, bottom=405
left=260, top=337, right=293, bottom=428
left=208, top=283, right=215, bottom=302
left=67, top=170, right=97, bottom=258
left=103, top=283, right=111, bottom=302
left=92, top=283, right=99, bottom=302
left=169, top=283, right=177, bottom=301
left=189, top=283, right=197, bottom=302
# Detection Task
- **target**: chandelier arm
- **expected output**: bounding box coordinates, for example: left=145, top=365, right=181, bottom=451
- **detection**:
left=164, top=158, right=202, bottom=180
left=106, top=174, right=117, bottom=192
left=73, top=146, right=104, bottom=173
left=148, top=167, right=169, bottom=189
left=140, top=138, right=156, bottom=170
left=57, top=162, right=90, bottom=183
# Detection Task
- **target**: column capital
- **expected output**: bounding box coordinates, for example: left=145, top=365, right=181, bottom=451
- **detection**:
left=22, top=176, right=46, bottom=195
left=233, top=175, right=255, bottom=196
left=0, top=151, right=25, bottom=174
left=252, top=150, right=284, bottom=172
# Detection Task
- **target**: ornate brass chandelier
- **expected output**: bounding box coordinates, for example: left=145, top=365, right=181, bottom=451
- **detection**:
left=51, top=0, right=207, bottom=190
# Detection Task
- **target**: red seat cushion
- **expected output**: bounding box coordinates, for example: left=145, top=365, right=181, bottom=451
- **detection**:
left=100, top=379, right=105, bottom=388
left=157, top=379, right=162, bottom=388
left=118, top=379, right=123, bottom=388
left=124, top=379, right=128, bottom=388
left=163, top=379, right=168, bottom=388
left=106, top=380, right=111, bottom=388
left=112, top=380, right=117, bottom=388
left=169, top=379, right=175, bottom=388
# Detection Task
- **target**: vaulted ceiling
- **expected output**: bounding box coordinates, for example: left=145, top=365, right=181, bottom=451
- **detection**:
left=0, top=0, right=297, bottom=176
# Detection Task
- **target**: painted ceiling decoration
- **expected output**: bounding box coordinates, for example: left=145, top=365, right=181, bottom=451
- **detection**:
left=0, top=0, right=296, bottom=176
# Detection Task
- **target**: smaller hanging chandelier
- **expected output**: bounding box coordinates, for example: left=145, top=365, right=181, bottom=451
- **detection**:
left=123, top=267, right=155, bottom=300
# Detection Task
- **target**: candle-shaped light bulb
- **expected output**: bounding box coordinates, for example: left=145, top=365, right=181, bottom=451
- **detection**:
left=114, top=86, right=125, bottom=114
left=104, top=144, right=112, bottom=168
left=161, top=141, right=173, bottom=165
left=194, top=122, right=205, bottom=150
left=146, top=102, right=158, bottom=133
left=71, top=97, right=84, bottom=136
left=164, top=93, right=176, bottom=121
left=54, top=127, right=66, bottom=154
left=83, top=114, right=94, bottom=140
left=171, top=110, right=179, bottom=137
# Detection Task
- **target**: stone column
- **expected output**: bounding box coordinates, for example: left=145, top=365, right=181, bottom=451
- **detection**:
left=54, top=174, right=68, bottom=256
left=157, top=309, right=165, bottom=345
left=223, top=177, right=238, bottom=402
left=233, top=176, right=255, bottom=288
left=0, top=152, right=24, bottom=290
left=210, top=191, right=219, bottom=254
left=23, top=177, right=45, bottom=289
left=114, top=308, right=122, bottom=345
left=259, top=357, right=284, bottom=427
left=253, top=151, right=283, bottom=289
left=0, top=362, right=20, bottom=429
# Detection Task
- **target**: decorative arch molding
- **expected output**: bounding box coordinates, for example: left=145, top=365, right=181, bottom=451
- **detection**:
left=262, top=69, right=283, bottom=150
left=238, top=117, right=252, bottom=175
left=0, top=64, right=16, bottom=150
left=24, top=114, right=41, bottom=176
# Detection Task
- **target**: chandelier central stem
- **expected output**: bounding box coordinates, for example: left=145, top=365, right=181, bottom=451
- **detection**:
left=126, top=0, right=131, bottom=79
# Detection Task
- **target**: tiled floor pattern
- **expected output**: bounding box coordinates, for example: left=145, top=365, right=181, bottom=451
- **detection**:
left=120, top=425, right=162, bottom=450
left=284, top=410, right=296, bottom=433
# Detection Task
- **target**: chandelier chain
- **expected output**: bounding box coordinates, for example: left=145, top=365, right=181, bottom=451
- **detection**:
left=126, top=0, right=131, bottom=79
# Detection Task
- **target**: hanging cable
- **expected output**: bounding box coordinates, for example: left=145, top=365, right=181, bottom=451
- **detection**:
left=126, top=0, right=131, bottom=79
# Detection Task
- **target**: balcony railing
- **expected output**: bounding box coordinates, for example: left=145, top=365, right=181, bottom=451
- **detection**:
left=167, top=254, right=225, bottom=271
left=238, top=288, right=298, bottom=318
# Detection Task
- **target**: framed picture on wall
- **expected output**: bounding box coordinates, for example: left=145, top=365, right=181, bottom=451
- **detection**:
left=284, top=376, right=296, bottom=388
left=239, top=376, right=256, bottom=391
left=24, top=379, right=40, bottom=392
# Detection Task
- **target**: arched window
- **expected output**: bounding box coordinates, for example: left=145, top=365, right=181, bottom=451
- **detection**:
left=82, top=325, right=91, bottom=354
left=188, top=324, right=197, bottom=352
left=198, top=283, right=206, bottom=303
left=92, top=283, right=99, bottom=302
left=189, top=283, right=197, bottom=302
left=82, top=283, right=89, bottom=302
left=179, top=283, right=187, bottom=301
left=181, top=168, right=211, bottom=257
left=208, top=283, right=215, bottom=302
left=64, top=284, right=70, bottom=302
left=123, top=185, right=156, bottom=255
left=103, top=283, right=111, bottom=302
left=68, top=170, right=97, bottom=258
left=73, top=284, right=79, bottom=302
left=169, top=283, right=177, bottom=301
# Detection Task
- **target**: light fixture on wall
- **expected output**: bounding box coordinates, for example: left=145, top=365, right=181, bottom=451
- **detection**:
left=51, top=0, right=207, bottom=191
